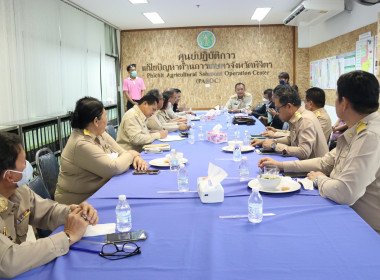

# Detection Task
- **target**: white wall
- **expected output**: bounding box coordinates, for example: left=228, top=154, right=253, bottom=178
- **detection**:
left=299, top=1, right=380, bottom=48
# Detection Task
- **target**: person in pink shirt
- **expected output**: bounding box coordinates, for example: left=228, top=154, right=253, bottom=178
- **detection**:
left=123, top=64, right=146, bottom=111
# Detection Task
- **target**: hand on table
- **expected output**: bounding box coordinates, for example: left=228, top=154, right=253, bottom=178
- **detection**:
left=64, top=207, right=90, bottom=245
left=159, top=130, right=168, bottom=138
left=133, top=156, right=149, bottom=171
left=266, top=126, right=277, bottom=132
left=262, top=139, right=274, bottom=150
left=307, top=171, right=327, bottom=182
left=178, top=124, right=188, bottom=131
left=69, top=202, right=99, bottom=226
left=250, top=139, right=264, bottom=147
left=258, top=157, right=283, bottom=171
left=260, top=130, right=275, bottom=137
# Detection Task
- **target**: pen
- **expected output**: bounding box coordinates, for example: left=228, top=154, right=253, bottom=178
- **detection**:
left=3, top=227, right=6, bottom=236
left=70, top=246, right=101, bottom=254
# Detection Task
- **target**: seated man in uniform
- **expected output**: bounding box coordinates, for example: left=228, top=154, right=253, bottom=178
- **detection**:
left=304, top=87, right=332, bottom=143
left=117, top=94, right=168, bottom=152
left=0, top=132, right=99, bottom=278
left=146, top=89, right=189, bottom=132
left=172, top=88, right=187, bottom=113
left=258, top=70, right=380, bottom=234
left=165, top=89, right=191, bottom=121
left=250, top=86, right=328, bottom=160
left=225, top=82, right=252, bottom=113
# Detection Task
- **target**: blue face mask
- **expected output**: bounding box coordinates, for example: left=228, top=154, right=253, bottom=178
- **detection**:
left=3, top=160, right=33, bottom=187
left=131, top=71, right=137, bottom=77
left=279, top=80, right=285, bottom=85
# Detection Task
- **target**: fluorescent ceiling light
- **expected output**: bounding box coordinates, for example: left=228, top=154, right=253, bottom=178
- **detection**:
left=251, top=8, right=271, bottom=21
left=129, top=0, right=148, bottom=4
left=143, top=12, right=165, bottom=24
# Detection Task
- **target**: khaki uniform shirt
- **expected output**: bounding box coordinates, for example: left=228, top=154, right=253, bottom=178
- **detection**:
left=147, top=112, right=179, bottom=132
left=313, top=107, right=332, bottom=143
left=117, top=105, right=161, bottom=152
left=283, top=112, right=380, bottom=233
left=225, top=93, right=252, bottom=111
left=275, top=106, right=329, bottom=160
left=0, top=186, right=70, bottom=278
left=166, top=102, right=186, bottom=119
left=56, top=128, right=133, bottom=205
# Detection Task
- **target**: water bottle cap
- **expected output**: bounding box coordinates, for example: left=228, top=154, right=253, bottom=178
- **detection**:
left=179, top=163, right=185, bottom=168
left=242, top=156, right=247, bottom=160
left=118, top=194, right=126, bottom=200
left=172, top=149, right=176, bottom=153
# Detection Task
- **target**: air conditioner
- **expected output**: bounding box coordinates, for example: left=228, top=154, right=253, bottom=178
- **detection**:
left=284, top=0, right=345, bottom=26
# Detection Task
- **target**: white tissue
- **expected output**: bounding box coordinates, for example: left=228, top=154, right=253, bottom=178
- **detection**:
left=297, top=178, right=314, bottom=190
left=205, top=109, right=216, bottom=116
left=214, top=105, right=220, bottom=110
left=208, top=162, right=228, bottom=188
left=212, top=124, right=223, bottom=133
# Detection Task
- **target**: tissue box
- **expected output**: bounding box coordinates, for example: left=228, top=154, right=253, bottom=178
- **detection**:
left=206, top=131, right=227, bottom=144
left=202, top=115, right=217, bottom=122
left=197, top=177, right=224, bottom=203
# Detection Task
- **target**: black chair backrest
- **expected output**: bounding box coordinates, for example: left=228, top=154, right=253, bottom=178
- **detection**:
left=28, top=176, right=51, bottom=200
left=27, top=176, right=53, bottom=238
left=105, top=125, right=117, bottom=140
left=36, top=148, right=59, bottom=200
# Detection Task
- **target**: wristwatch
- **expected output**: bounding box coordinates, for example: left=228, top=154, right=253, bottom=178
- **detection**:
left=270, top=142, right=277, bottom=151
left=64, top=232, right=71, bottom=243
left=313, top=178, right=319, bottom=188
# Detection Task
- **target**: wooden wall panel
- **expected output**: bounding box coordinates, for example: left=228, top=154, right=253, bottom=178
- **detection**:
left=121, top=25, right=295, bottom=109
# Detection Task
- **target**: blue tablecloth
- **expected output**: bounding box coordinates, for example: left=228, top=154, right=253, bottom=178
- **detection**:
left=16, top=195, right=380, bottom=280
left=92, top=115, right=314, bottom=199
left=12, top=113, right=380, bottom=280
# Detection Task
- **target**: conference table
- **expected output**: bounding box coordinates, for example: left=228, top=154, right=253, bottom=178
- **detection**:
left=14, top=112, right=380, bottom=280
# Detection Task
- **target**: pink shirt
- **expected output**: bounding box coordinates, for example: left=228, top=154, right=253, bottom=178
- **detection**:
left=123, top=77, right=146, bottom=100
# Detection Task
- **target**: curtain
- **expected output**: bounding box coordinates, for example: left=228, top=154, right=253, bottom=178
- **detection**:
left=0, top=0, right=113, bottom=125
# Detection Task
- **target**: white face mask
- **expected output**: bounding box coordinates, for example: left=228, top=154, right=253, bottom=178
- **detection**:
left=263, top=98, right=270, bottom=105
left=3, top=160, right=33, bottom=187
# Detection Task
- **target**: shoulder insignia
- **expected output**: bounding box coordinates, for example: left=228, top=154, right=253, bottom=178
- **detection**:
left=245, top=92, right=252, bottom=97
left=356, top=121, right=367, bottom=134
left=83, top=129, right=92, bottom=136
left=294, top=111, right=302, bottom=121
left=315, top=110, right=321, bottom=117
left=0, top=197, right=8, bottom=213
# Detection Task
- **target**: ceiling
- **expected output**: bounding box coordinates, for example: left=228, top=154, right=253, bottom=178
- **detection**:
left=68, top=0, right=303, bottom=30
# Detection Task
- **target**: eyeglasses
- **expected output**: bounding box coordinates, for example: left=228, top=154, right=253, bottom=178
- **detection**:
left=70, top=241, right=141, bottom=260
left=101, top=242, right=141, bottom=260
left=275, top=104, right=287, bottom=111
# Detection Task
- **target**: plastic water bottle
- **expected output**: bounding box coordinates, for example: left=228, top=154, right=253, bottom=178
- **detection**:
left=234, top=124, right=240, bottom=139
left=248, top=187, right=263, bottom=223
left=243, top=130, right=250, bottom=146
left=186, top=114, right=191, bottom=126
left=177, top=163, right=189, bottom=192
left=170, top=149, right=179, bottom=171
left=116, top=195, right=132, bottom=232
left=239, top=156, right=249, bottom=181
left=198, top=126, right=204, bottom=141
left=233, top=141, right=242, bottom=162
left=226, top=115, right=231, bottom=130
left=188, top=127, right=195, bottom=144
